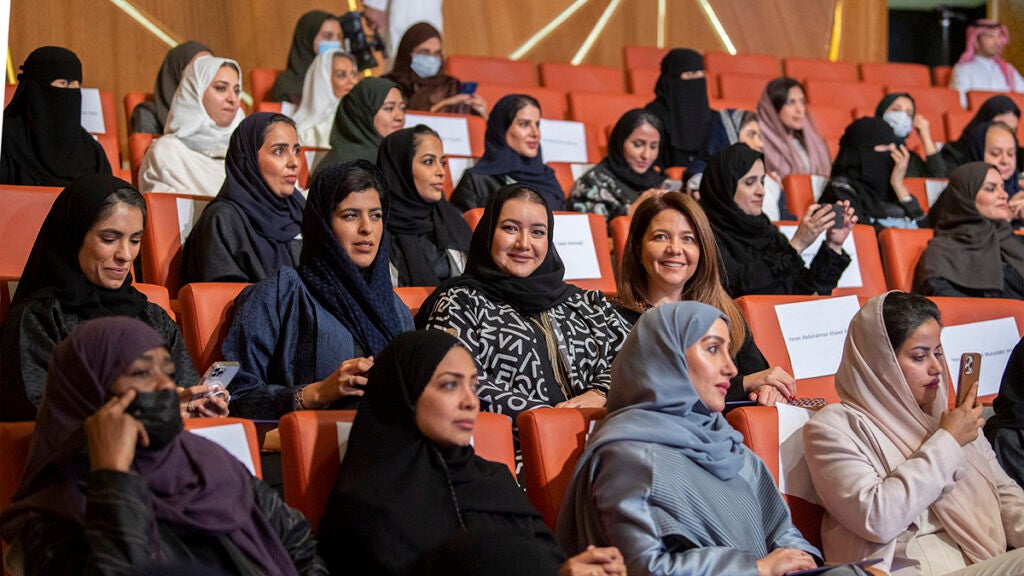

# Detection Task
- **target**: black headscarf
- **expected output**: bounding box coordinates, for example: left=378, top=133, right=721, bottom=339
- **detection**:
left=467, top=94, right=565, bottom=210
left=317, top=77, right=401, bottom=169
left=208, top=112, right=305, bottom=273
left=0, top=46, right=111, bottom=186
left=297, top=159, right=406, bottom=356
left=917, top=161, right=1024, bottom=292
left=699, top=143, right=793, bottom=254
left=11, top=174, right=148, bottom=320
left=967, top=121, right=1022, bottom=196
left=0, top=316, right=299, bottom=576
left=269, top=10, right=335, bottom=103
left=416, top=184, right=580, bottom=324
left=830, top=117, right=900, bottom=219
left=874, top=92, right=915, bottom=145
left=377, top=126, right=472, bottom=286
left=644, top=48, right=712, bottom=165
left=957, top=95, right=1021, bottom=145
left=987, top=336, right=1024, bottom=431
left=317, top=329, right=547, bottom=575
left=141, top=41, right=212, bottom=131
left=599, top=108, right=666, bottom=192
left=382, top=23, right=467, bottom=113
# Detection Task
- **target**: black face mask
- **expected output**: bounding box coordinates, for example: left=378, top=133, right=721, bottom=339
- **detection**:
left=126, top=389, right=184, bottom=450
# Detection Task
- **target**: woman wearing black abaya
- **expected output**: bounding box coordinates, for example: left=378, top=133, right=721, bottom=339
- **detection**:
left=941, top=94, right=1022, bottom=174
left=182, top=112, right=305, bottom=283
left=0, top=46, right=111, bottom=186
left=268, top=10, right=341, bottom=104
left=985, top=336, right=1024, bottom=489
left=316, top=329, right=624, bottom=576
left=377, top=125, right=471, bottom=286
left=644, top=48, right=713, bottom=172
left=130, top=41, right=213, bottom=134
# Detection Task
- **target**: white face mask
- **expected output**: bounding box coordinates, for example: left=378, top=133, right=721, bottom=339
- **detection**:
left=882, top=110, right=913, bottom=139
left=410, top=54, right=442, bottom=78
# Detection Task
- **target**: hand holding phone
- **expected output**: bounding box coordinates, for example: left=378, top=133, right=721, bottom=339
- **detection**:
left=192, top=361, right=239, bottom=400
left=459, top=81, right=478, bottom=95
left=662, top=179, right=683, bottom=193
left=955, top=352, right=981, bottom=407
left=824, top=203, right=844, bottom=230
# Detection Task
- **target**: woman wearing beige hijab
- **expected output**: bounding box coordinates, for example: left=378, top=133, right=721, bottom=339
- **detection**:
left=804, top=291, right=1024, bottom=576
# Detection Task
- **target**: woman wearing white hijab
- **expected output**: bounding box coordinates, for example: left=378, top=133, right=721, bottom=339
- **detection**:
left=139, top=55, right=245, bottom=197
left=292, top=50, right=358, bottom=149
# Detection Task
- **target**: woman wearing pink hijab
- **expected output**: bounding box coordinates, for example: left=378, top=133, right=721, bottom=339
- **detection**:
left=951, top=19, right=1024, bottom=105
left=756, top=77, right=832, bottom=180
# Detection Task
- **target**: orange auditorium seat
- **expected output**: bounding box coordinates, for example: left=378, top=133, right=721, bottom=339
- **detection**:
left=133, top=282, right=173, bottom=318
left=832, top=224, right=887, bottom=298
left=128, top=132, right=155, bottom=187
left=539, top=62, right=624, bottom=94
left=394, top=286, right=434, bottom=315
left=627, top=68, right=661, bottom=97
left=609, top=215, right=631, bottom=271
left=547, top=162, right=577, bottom=197
left=933, top=65, right=953, bottom=87
left=780, top=174, right=828, bottom=219
left=474, top=84, right=568, bottom=120
left=0, top=185, right=61, bottom=280
left=860, top=62, right=932, bottom=87
left=447, top=55, right=536, bottom=86
left=944, top=109, right=973, bottom=143
left=704, top=51, right=779, bottom=78
left=878, top=228, right=934, bottom=292
left=967, top=90, right=1024, bottom=111
left=255, top=101, right=283, bottom=114
left=902, top=177, right=945, bottom=212
left=518, top=407, right=606, bottom=529
left=177, top=282, right=250, bottom=373
left=568, top=92, right=648, bottom=149
left=123, top=92, right=153, bottom=135
left=93, top=90, right=121, bottom=174
left=623, top=45, right=667, bottom=71
left=717, top=74, right=773, bottom=108
left=809, top=106, right=854, bottom=142
left=250, top=69, right=283, bottom=105
left=140, top=192, right=211, bottom=297
left=4, top=83, right=15, bottom=107
left=782, top=57, right=858, bottom=83
left=886, top=85, right=963, bottom=119
left=805, top=79, right=886, bottom=112
left=184, top=417, right=263, bottom=478
left=279, top=410, right=515, bottom=533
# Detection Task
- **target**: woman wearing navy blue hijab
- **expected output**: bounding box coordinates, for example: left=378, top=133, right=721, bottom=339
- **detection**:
left=183, top=112, right=305, bottom=283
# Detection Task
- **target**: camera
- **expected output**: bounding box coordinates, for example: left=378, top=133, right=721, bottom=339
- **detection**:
left=339, top=11, right=388, bottom=71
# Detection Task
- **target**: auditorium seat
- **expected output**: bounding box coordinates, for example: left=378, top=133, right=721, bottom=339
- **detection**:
left=902, top=177, right=945, bottom=212
left=717, top=73, right=773, bottom=108
left=140, top=192, right=211, bottom=297
left=782, top=57, right=858, bottom=83
left=627, top=68, right=661, bottom=97
left=704, top=51, right=779, bottom=79
left=567, top=92, right=648, bottom=148
left=394, top=286, right=434, bottom=315
left=547, top=162, right=576, bottom=197
left=780, top=174, right=828, bottom=218
left=967, top=90, right=1024, bottom=111
left=128, top=132, right=155, bottom=187
left=885, top=85, right=963, bottom=121
left=932, top=65, right=952, bottom=87
left=123, top=91, right=153, bottom=135
left=93, top=90, right=121, bottom=174
left=609, top=215, right=631, bottom=271
left=133, top=282, right=173, bottom=319
left=446, top=55, right=536, bottom=86
left=831, top=224, right=888, bottom=299
left=944, top=109, right=973, bottom=143
left=279, top=410, right=515, bottom=533
left=860, top=62, right=932, bottom=87
left=0, top=185, right=61, bottom=281
left=184, top=417, right=263, bottom=478
left=518, top=407, right=606, bottom=529
left=804, top=79, right=886, bottom=112
left=540, top=62, right=624, bottom=94
left=811, top=106, right=855, bottom=142
left=622, top=45, right=667, bottom=71
left=0, top=420, right=34, bottom=574
left=250, top=68, right=283, bottom=106
left=255, top=101, right=283, bottom=114
left=878, top=227, right=933, bottom=292
left=474, top=84, right=568, bottom=120
left=3, top=83, right=15, bottom=107
left=177, top=282, right=249, bottom=373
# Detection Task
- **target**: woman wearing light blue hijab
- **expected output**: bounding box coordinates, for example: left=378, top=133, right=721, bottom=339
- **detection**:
left=557, top=301, right=827, bottom=576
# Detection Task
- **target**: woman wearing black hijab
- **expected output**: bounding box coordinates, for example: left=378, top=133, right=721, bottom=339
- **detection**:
left=820, top=117, right=930, bottom=230
left=644, top=48, right=713, bottom=171
left=268, top=10, right=341, bottom=104
left=569, top=108, right=667, bottom=222
left=222, top=160, right=414, bottom=420
left=874, top=92, right=947, bottom=178
left=986, top=336, right=1024, bottom=489
left=419, top=185, right=630, bottom=457
left=942, top=94, right=1023, bottom=174
left=316, top=329, right=625, bottom=576
left=700, top=143, right=854, bottom=297
left=450, top=94, right=565, bottom=211
left=377, top=125, right=472, bottom=286
left=0, top=46, right=111, bottom=186
left=914, top=161, right=1024, bottom=298
left=0, top=174, right=198, bottom=422
left=0, top=316, right=326, bottom=575
left=182, top=113, right=305, bottom=283
left=130, top=40, right=212, bottom=134
left=966, top=121, right=1023, bottom=199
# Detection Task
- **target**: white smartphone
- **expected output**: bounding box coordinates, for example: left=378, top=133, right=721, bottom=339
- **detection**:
left=192, top=361, right=239, bottom=399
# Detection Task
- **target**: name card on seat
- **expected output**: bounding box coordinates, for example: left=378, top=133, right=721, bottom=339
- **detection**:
left=926, top=179, right=948, bottom=207
left=189, top=423, right=256, bottom=475
left=176, top=197, right=210, bottom=244
left=405, top=113, right=473, bottom=157
left=540, top=119, right=588, bottom=163
left=940, top=317, right=1020, bottom=397
left=80, top=88, right=105, bottom=134
left=336, top=420, right=354, bottom=463
left=776, top=404, right=818, bottom=505
left=280, top=101, right=297, bottom=117
left=810, top=175, right=827, bottom=202
left=778, top=225, right=862, bottom=288
left=775, top=295, right=861, bottom=379
left=553, top=214, right=600, bottom=280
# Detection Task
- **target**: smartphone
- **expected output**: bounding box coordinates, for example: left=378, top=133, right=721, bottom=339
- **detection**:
left=192, top=361, right=239, bottom=399
left=955, top=352, right=981, bottom=407
left=662, top=179, right=683, bottom=193
left=824, top=203, right=844, bottom=229
left=459, top=81, right=478, bottom=95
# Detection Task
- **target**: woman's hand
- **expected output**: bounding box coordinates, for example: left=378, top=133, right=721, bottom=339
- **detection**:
left=178, top=385, right=230, bottom=419
left=939, top=380, right=985, bottom=446
left=914, top=114, right=938, bottom=156
left=560, top=545, right=627, bottom=576
left=743, top=367, right=796, bottom=404
left=626, top=188, right=665, bottom=216
left=430, top=93, right=488, bottom=117
left=824, top=200, right=857, bottom=253
left=756, top=548, right=817, bottom=576
left=303, top=357, right=374, bottom=408
left=86, top=389, right=148, bottom=472
left=889, top=144, right=911, bottom=201
left=789, top=203, right=833, bottom=253
left=466, top=93, right=488, bottom=117
left=1009, top=192, right=1024, bottom=221
left=555, top=389, right=607, bottom=409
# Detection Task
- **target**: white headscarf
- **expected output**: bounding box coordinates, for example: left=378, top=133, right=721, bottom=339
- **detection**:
left=164, top=55, right=245, bottom=158
left=293, top=50, right=345, bottom=148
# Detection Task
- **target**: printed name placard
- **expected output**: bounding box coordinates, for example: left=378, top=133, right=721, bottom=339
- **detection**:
left=778, top=225, right=862, bottom=288
left=570, top=163, right=595, bottom=180
left=552, top=214, right=601, bottom=280
left=404, top=113, right=473, bottom=157
left=940, top=317, right=1020, bottom=397
left=448, top=157, right=473, bottom=188
left=280, top=101, right=298, bottom=118
left=926, top=179, right=948, bottom=207
left=539, top=119, right=589, bottom=163
left=776, top=404, right=818, bottom=504
left=80, top=88, right=105, bottom=134
left=189, top=423, right=256, bottom=475
left=176, top=197, right=210, bottom=244
left=336, top=421, right=354, bottom=463
left=810, top=174, right=827, bottom=201
left=775, top=295, right=861, bottom=379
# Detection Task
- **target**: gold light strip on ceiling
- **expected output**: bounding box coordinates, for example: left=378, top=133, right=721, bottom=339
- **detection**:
left=696, top=0, right=736, bottom=55
left=658, top=0, right=667, bottom=49
left=571, top=0, right=623, bottom=65
left=828, top=0, right=844, bottom=62
left=510, top=0, right=594, bottom=60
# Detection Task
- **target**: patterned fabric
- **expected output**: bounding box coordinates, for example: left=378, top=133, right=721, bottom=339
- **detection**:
left=569, top=163, right=640, bottom=222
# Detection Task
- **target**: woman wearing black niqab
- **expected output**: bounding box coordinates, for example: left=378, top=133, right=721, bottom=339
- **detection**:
left=645, top=48, right=713, bottom=170
left=0, top=46, right=111, bottom=185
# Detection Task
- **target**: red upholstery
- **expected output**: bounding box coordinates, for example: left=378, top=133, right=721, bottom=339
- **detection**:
left=255, top=101, right=283, bottom=113
left=0, top=185, right=61, bottom=279
left=475, top=84, right=568, bottom=119
left=518, top=407, right=606, bottom=529
left=609, top=215, right=631, bottom=272
left=540, top=62, right=624, bottom=94
left=93, top=90, right=121, bottom=173
left=805, top=79, right=886, bottom=112
left=717, top=73, right=773, bottom=108
left=860, top=62, right=932, bottom=87
left=830, top=224, right=887, bottom=299
left=128, top=132, right=155, bottom=187
left=177, top=282, right=250, bottom=373
left=813, top=106, right=855, bottom=142
left=902, top=177, right=945, bottom=212
left=568, top=92, right=648, bottom=149
left=704, top=51, right=779, bottom=78
left=133, top=282, right=173, bottom=318
left=547, top=162, right=576, bottom=197
left=622, top=46, right=667, bottom=71
left=447, top=55, right=536, bottom=86
left=967, top=90, right=1024, bottom=111
left=394, top=286, right=435, bottom=316
left=140, top=192, right=210, bottom=297
left=627, top=68, right=661, bottom=97
left=878, top=228, right=933, bottom=292
left=944, top=109, right=973, bottom=143
left=250, top=68, right=283, bottom=105
left=885, top=85, right=963, bottom=121
left=123, top=91, right=153, bottom=135
left=783, top=57, right=858, bottom=83
left=780, top=174, right=822, bottom=219
left=933, top=65, right=953, bottom=87
left=184, top=417, right=263, bottom=479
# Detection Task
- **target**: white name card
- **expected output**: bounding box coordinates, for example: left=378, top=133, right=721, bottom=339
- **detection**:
left=80, top=88, right=105, bottom=134
left=540, top=119, right=589, bottom=163
left=280, top=101, right=298, bottom=118
left=176, top=197, right=210, bottom=244
left=811, top=175, right=828, bottom=201
left=448, top=157, right=473, bottom=188
left=776, top=404, right=819, bottom=504
left=926, top=179, right=948, bottom=207
left=189, top=423, right=256, bottom=475
left=940, top=317, right=1020, bottom=397
left=775, top=295, right=861, bottom=379
left=404, top=113, right=473, bottom=157
left=553, top=214, right=601, bottom=280
left=778, top=225, right=862, bottom=288
left=336, top=421, right=354, bottom=463
left=570, top=163, right=595, bottom=180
